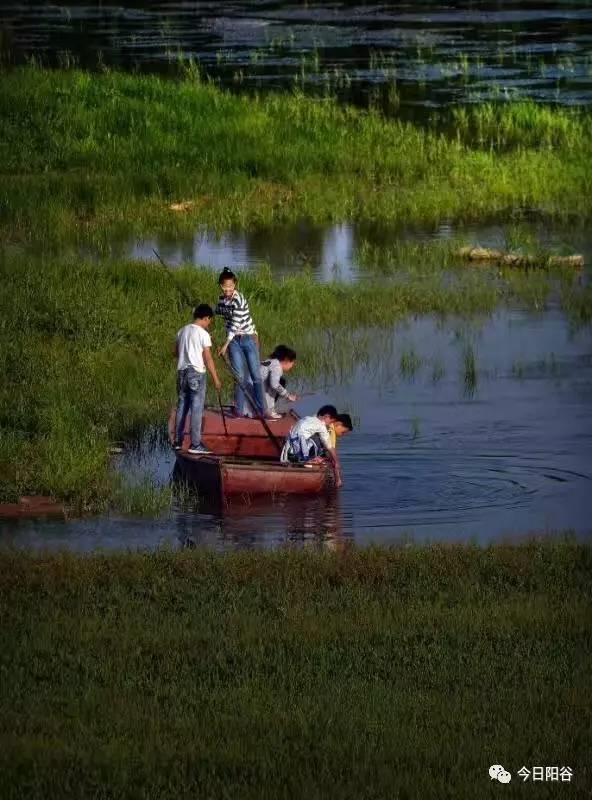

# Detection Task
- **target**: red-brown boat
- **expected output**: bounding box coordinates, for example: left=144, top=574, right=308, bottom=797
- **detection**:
left=175, top=452, right=334, bottom=498
left=168, top=406, right=296, bottom=459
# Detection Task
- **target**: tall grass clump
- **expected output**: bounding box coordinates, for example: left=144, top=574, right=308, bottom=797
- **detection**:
left=463, top=344, right=478, bottom=396
left=0, top=67, right=590, bottom=244
left=451, top=101, right=591, bottom=151
left=112, top=476, right=173, bottom=516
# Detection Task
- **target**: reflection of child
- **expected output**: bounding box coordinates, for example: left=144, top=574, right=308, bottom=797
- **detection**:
left=260, top=345, right=298, bottom=419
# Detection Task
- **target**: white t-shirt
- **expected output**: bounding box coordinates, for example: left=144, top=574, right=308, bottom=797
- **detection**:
left=176, top=323, right=212, bottom=372
left=290, top=416, right=332, bottom=450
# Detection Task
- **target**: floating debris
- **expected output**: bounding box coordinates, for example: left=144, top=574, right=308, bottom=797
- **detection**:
left=0, top=496, right=66, bottom=520
left=458, top=246, right=584, bottom=269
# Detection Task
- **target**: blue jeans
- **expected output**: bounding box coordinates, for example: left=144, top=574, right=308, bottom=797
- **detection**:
left=228, top=335, right=265, bottom=416
left=176, top=367, right=206, bottom=448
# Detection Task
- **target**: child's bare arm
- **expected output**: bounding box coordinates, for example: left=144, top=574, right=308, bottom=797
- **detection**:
left=203, top=347, right=222, bottom=391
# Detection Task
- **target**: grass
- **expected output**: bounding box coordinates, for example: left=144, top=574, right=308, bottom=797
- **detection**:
left=112, top=476, right=173, bottom=517
left=0, top=541, right=589, bottom=799
left=1, top=67, right=591, bottom=245
left=463, top=344, right=478, bottom=396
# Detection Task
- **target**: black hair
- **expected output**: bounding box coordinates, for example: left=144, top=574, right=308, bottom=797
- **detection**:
left=218, top=267, right=237, bottom=285
left=317, top=404, right=338, bottom=419
left=270, top=344, right=297, bottom=362
left=193, top=303, right=214, bottom=320
left=334, top=413, right=353, bottom=431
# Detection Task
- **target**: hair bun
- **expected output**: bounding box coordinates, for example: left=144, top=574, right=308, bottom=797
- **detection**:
left=218, top=267, right=237, bottom=283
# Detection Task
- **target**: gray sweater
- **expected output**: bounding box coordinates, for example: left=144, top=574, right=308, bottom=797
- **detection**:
left=260, top=358, right=289, bottom=410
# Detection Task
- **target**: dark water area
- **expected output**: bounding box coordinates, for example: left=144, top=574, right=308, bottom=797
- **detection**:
left=2, top=309, right=591, bottom=552
left=2, top=1, right=592, bottom=117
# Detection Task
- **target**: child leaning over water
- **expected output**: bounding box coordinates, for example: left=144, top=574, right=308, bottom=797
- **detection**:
left=216, top=267, right=267, bottom=418
left=260, top=345, right=299, bottom=419
left=281, top=405, right=353, bottom=488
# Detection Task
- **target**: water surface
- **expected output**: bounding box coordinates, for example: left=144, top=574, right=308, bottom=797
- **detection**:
left=123, top=218, right=592, bottom=282
left=2, top=308, right=590, bottom=552
left=3, top=1, right=592, bottom=116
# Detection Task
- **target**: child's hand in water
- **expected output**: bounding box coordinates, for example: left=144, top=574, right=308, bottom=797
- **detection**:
left=288, top=393, right=298, bottom=402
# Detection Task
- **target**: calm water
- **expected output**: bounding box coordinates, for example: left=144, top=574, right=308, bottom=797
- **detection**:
left=122, top=218, right=592, bottom=282
left=2, top=1, right=592, bottom=115
left=2, top=308, right=591, bottom=552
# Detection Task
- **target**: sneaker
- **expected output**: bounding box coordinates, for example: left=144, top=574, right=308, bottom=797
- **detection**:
left=188, top=445, right=211, bottom=455
left=265, top=411, right=283, bottom=420
left=173, top=443, right=182, bottom=451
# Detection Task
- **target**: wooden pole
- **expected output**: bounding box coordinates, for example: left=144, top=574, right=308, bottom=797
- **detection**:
left=222, top=355, right=282, bottom=455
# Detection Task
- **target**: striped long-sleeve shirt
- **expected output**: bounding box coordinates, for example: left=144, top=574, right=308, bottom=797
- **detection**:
left=215, top=290, right=257, bottom=343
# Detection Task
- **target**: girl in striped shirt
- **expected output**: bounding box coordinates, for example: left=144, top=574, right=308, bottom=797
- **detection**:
left=216, top=268, right=267, bottom=417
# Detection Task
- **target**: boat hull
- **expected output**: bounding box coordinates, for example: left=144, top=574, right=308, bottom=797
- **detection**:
left=169, top=406, right=296, bottom=459
left=175, top=453, right=334, bottom=498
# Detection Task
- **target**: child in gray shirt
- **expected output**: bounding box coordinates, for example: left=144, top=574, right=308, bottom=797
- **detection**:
left=260, top=345, right=298, bottom=419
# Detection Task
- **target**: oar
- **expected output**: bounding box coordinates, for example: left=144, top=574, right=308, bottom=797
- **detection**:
left=217, top=390, right=229, bottom=437
left=221, top=354, right=282, bottom=455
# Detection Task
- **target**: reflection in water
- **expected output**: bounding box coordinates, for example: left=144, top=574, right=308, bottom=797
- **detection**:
left=175, top=491, right=349, bottom=552
left=126, top=219, right=592, bottom=283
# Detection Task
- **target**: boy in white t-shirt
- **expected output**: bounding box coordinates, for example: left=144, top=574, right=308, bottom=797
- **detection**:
left=174, top=304, right=221, bottom=455
left=281, top=405, right=351, bottom=488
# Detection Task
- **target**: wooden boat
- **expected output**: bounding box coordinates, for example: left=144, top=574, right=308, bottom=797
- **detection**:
left=175, top=452, right=335, bottom=498
left=169, top=406, right=296, bottom=459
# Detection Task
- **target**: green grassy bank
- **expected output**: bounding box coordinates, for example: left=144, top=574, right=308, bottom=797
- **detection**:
left=0, top=542, right=589, bottom=799
left=1, top=67, right=591, bottom=242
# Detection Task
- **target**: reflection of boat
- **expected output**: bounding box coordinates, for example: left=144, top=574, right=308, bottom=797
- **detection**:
left=174, top=489, right=349, bottom=551
left=168, top=406, right=296, bottom=459
left=175, top=452, right=334, bottom=498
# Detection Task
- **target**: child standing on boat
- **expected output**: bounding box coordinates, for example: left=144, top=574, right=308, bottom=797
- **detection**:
left=216, top=268, right=267, bottom=418
left=281, top=405, right=352, bottom=488
left=260, top=345, right=298, bottom=419
left=174, top=304, right=221, bottom=455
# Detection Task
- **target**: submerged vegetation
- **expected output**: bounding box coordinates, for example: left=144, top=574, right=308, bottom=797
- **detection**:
left=0, top=542, right=590, bottom=798
left=1, top=67, right=591, bottom=244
